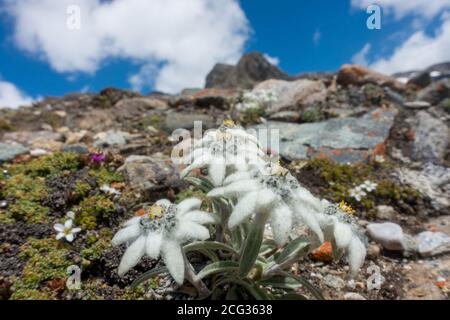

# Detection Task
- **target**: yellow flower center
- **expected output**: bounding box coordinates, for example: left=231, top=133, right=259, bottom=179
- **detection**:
left=271, top=161, right=288, bottom=177
left=222, top=119, right=235, bottom=127
left=339, top=201, right=356, bottom=215
left=148, top=204, right=164, bottom=220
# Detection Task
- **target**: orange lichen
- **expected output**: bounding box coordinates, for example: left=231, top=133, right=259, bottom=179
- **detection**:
left=311, top=242, right=333, bottom=262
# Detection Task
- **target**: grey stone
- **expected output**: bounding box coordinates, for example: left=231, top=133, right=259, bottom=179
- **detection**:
left=2, top=130, right=63, bottom=145
left=343, top=292, right=366, bottom=300
left=416, top=79, right=450, bottom=105
left=268, top=111, right=301, bottom=122
left=252, top=108, right=396, bottom=163
left=411, top=111, right=449, bottom=163
left=0, top=143, right=29, bottom=162
left=375, top=205, right=397, bottom=220
left=367, top=222, right=405, bottom=251
left=93, top=130, right=128, bottom=148
left=403, top=101, right=431, bottom=109
left=416, top=231, right=450, bottom=257
left=63, top=144, right=89, bottom=154
left=396, top=163, right=450, bottom=211
left=164, top=112, right=214, bottom=132
left=324, top=275, right=345, bottom=289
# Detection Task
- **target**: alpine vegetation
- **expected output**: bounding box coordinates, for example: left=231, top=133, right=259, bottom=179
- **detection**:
left=112, top=120, right=367, bottom=299
left=54, top=219, right=81, bottom=243
left=235, top=90, right=277, bottom=111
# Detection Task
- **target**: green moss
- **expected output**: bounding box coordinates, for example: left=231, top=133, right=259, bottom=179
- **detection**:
left=300, top=106, right=325, bottom=123
left=0, top=211, right=15, bottom=224
left=8, top=200, right=49, bottom=223
left=0, top=118, right=14, bottom=131
left=240, top=107, right=266, bottom=125
left=138, top=114, right=164, bottom=129
left=439, top=98, right=450, bottom=113
left=10, top=238, right=72, bottom=300
left=363, top=84, right=385, bottom=105
left=374, top=180, right=421, bottom=203
left=74, top=180, right=92, bottom=199
left=75, top=195, right=116, bottom=230
left=81, top=228, right=112, bottom=264
left=10, top=152, right=81, bottom=178
left=4, top=175, right=48, bottom=202
left=89, top=167, right=123, bottom=185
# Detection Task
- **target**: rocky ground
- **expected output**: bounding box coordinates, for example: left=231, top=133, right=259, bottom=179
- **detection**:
left=0, top=52, right=449, bottom=300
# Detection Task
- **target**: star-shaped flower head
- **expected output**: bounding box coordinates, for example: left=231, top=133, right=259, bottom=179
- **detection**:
left=54, top=219, right=81, bottom=242
left=208, top=161, right=324, bottom=246
left=112, top=198, right=217, bottom=284
left=181, top=120, right=267, bottom=186
left=317, top=201, right=367, bottom=276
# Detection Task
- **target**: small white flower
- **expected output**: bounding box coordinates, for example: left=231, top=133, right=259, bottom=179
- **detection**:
left=361, top=180, right=377, bottom=193
left=66, top=211, right=76, bottom=219
left=54, top=219, right=81, bottom=242
left=208, top=162, right=324, bottom=246
left=374, top=155, right=385, bottom=163
left=349, top=186, right=367, bottom=202
left=181, top=121, right=266, bottom=186
left=100, top=184, right=121, bottom=196
left=318, top=202, right=367, bottom=276
left=112, top=198, right=217, bottom=284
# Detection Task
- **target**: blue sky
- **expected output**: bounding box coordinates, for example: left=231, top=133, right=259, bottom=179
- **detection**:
left=0, top=0, right=449, bottom=108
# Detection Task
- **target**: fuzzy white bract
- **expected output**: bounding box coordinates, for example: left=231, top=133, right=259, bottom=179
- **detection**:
left=317, top=201, right=367, bottom=276
left=208, top=162, right=324, bottom=246
left=181, top=121, right=267, bottom=186
left=235, top=90, right=277, bottom=111
left=112, top=198, right=217, bottom=284
left=54, top=219, right=81, bottom=242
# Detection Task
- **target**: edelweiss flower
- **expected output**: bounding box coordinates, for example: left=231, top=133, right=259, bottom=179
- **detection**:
left=317, top=201, right=366, bottom=276
left=112, top=198, right=217, bottom=284
left=181, top=120, right=266, bottom=186
left=349, top=186, right=367, bottom=202
left=361, top=180, right=377, bottom=192
left=208, top=162, right=324, bottom=246
left=54, top=219, right=81, bottom=242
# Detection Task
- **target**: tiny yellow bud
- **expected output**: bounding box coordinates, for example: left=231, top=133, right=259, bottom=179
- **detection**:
left=339, top=201, right=356, bottom=215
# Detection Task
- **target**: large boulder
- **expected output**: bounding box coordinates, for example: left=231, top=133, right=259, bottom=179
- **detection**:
left=337, top=64, right=405, bottom=91
left=205, top=52, right=290, bottom=89
left=252, top=107, right=396, bottom=163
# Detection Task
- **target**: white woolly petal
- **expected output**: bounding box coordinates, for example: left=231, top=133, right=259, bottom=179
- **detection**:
left=183, top=147, right=209, bottom=165
left=177, top=198, right=202, bottom=215
left=347, top=236, right=366, bottom=277
left=54, top=223, right=65, bottom=232
left=292, top=204, right=324, bottom=243
left=156, top=199, right=172, bottom=207
left=295, top=188, right=324, bottom=212
left=209, top=157, right=226, bottom=186
left=184, top=210, right=218, bottom=225
left=118, top=235, right=146, bottom=276
left=317, top=214, right=336, bottom=242
left=228, top=191, right=258, bottom=228
left=334, top=222, right=353, bottom=249
left=161, top=240, right=185, bottom=284
left=175, top=221, right=211, bottom=241
left=270, top=204, right=293, bottom=246
left=255, top=189, right=279, bottom=209
left=223, top=171, right=252, bottom=185
left=112, top=223, right=142, bottom=246
left=181, top=153, right=212, bottom=177
left=123, top=216, right=142, bottom=227
left=145, top=232, right=162, bottom=259
left=208, top=179, right=260, bottom=198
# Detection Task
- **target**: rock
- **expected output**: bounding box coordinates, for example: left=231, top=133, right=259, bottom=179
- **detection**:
left=30, top=148, right=48, bottom=157
left=63, top=144, right=89, bottom=154
left=403, top=101, right=431, bottom=109
left=375, top=205, right=397, bottom=220
left=53, top=110, right=67, bottom=118
left=31, top=139, right=64, bottom=152
left=114, top=97, right=167, bottom=110
left=426, top=216, right=450, bottom=235
left=252, top=107, right=396, bottom=163
left=252, top=79, right=327, bottom=112
left=403, top=260, right=447, bottom=300
left=163, top=112, right=214, bottom=132
left=416, top=231, right=450, bottom=257
left=0, top=143, right=29, bottom=162
left=205, top=52, right=290, bottom=89
left=366, top=244, right=381, bottom=258
left=407, top=71, right=432, bottom=88
left=343, top=292, right=366, bottom=300
left=65, top=130, right=90, bottom=144
left=191, top=88, right=236, bottom=109
left=268, top=111, right=301, bottom=122
left=117, top=154, right=179, bottom=193
left=367, top=222, right=405, bottom=251
left=337, top=64, right=405, bottom=91
left=396, top=163, right=450, bottom=211
left=416, top=79, right=450, bottom=105
left=324, top=275, right=345, bottom=289
left=2, top=130, right=63, bottom=146
left=411, top=111, right=449, bottom=163
left=93, top=130, right=128, bottom=148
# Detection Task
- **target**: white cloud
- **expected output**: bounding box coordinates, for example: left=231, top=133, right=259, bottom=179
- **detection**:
left=351, top=43, right=371, bottom=66
left=263, top=54, right=280, bottom=66
left=351, top=0, right=450, bottom=19
left=4, top=0, right=250, bottom=93
left=313, top=30, right=321, bottom=45
left=368, top=19, right=450, bottom=74
left=0, top=80, right=35, bottom=109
